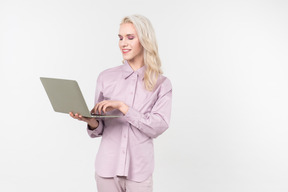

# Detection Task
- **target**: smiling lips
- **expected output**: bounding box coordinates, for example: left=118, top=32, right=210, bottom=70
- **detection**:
left=122, top=49, right=131, bottom=54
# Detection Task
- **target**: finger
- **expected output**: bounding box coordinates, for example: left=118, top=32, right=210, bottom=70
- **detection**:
left=79, top=114, right=86, bottom=120
left=106, top=106, right=113, bottom=112
left=76, top=113, right=85, bottom=121
left=94, top=100, right=110, bottom=114
left=75, top=113, right=82, bottom=120
left=102, top=102, right=111, bottom=113
left=70, top=112, right=78, bottom=119
left=97, top=103, right=103, bottom=114
left=103, top=103, right=110, bottom=113
left=97, top=101, right=106, bottom=114
left=94, top=102, right=102, bottom=114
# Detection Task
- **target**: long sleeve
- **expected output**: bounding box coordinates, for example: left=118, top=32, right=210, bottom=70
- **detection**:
left=87, top=73, right=105, bottom=138
left=87, top=62, right=173, bottom=182
left=124, top=78, right=172, bottom=138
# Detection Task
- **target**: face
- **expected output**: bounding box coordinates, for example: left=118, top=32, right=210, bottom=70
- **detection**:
left=118, top=23, right=144, bottom=64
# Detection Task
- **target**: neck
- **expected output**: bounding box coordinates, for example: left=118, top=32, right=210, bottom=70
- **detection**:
left=127, top=58, right=144, bottom=71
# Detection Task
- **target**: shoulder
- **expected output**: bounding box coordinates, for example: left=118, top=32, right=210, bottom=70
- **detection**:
left=96, top=64, right=125, bottom=89
left=97, top=64, right=125, bottom=82
left=99, top=64, right=124, bottom=77
left=155, top=74, right=172, bottom=96
left=158, top=75, right=172, bottom=88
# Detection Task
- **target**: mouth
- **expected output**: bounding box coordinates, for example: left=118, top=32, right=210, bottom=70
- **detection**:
left=122, top=49, right=131, bottom=54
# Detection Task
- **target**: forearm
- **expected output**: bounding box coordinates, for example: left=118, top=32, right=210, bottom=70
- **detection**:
left=124, top=89, right=172, bottom=138
left=125, top=107, right=170, bottom=138
left=87, top=119, right=99, bottom=130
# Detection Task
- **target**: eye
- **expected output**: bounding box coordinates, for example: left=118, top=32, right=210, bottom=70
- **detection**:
left=118, top=35, right=123, bottom=41
left=128, top=36, right=134, bottom=40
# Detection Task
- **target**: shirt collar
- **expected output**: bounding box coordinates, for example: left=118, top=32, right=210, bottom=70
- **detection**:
left=122, top=60, right=146, bottom=80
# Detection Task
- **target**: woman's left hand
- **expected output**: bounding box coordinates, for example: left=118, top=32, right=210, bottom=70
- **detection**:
left=92, top=100, right=129, bottom=115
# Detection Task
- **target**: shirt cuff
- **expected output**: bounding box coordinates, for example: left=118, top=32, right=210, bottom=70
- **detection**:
left=124, top=107, right=142, bottom=128
left=87, top=120, right=104, bottom=138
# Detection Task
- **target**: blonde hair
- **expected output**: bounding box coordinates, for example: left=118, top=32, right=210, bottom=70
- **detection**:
left=121, top=14, right=162, bottom=91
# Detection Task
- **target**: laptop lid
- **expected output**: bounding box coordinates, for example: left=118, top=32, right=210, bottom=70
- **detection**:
left=40, top=77, right=120, bottom=118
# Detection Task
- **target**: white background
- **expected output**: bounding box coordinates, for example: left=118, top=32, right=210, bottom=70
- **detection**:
left=1, top=0, right=288, bottom=191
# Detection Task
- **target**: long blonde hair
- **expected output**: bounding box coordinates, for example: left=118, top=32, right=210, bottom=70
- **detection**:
left=121, top=15, right=162, bottom=91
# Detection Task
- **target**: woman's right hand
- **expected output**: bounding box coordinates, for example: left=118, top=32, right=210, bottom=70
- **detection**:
left=69, top=112, right=99, bottom=130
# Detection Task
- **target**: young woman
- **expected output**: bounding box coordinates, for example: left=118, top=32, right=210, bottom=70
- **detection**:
left=70, top=14, right=172, bottom=192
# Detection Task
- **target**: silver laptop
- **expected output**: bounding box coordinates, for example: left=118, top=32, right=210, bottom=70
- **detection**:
left=40, top=77, right=120, bottom=118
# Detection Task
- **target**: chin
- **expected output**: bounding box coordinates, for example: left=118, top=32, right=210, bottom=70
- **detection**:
left=123, top=56, right=132, bottom=61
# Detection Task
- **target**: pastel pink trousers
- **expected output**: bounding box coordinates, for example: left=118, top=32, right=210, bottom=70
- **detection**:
left=95, top=174, right=153, bottom=192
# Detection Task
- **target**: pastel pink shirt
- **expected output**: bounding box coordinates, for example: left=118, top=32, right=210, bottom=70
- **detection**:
left=87, top=61, right=172, bottom=182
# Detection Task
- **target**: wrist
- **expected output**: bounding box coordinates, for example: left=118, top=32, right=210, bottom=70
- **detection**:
left=88, top=120, right=99, bottom=130
left=119, top=102, right=129, bottom=115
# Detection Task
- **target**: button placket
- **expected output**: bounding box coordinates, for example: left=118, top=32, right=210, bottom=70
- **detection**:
left=117, top=72, right=138, bottom=176
left=130, top=73, right=138, bottom=107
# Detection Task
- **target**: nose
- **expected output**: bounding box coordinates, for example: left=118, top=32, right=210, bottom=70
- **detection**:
left=120, top=38, right=128, bottom=47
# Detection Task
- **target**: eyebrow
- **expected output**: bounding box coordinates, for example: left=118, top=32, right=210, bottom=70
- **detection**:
left=118, top=34, right=135, bottom=37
